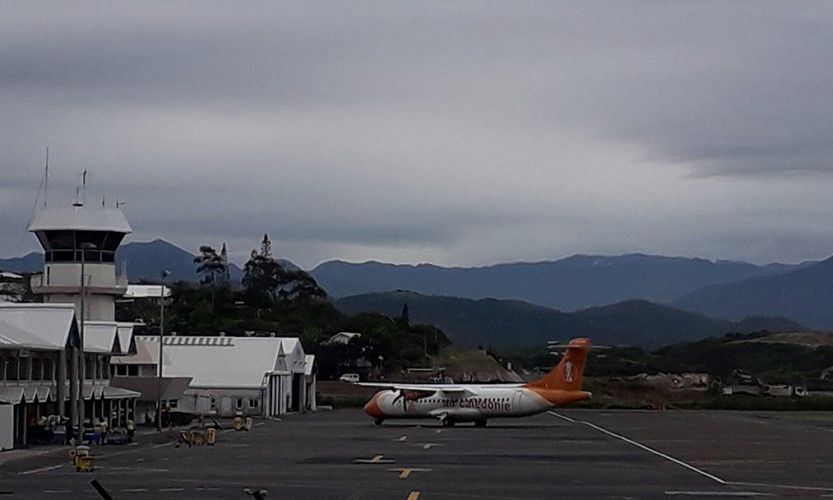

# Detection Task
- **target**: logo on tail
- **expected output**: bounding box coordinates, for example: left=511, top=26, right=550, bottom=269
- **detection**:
left=564, top=360, right=575, bottom=383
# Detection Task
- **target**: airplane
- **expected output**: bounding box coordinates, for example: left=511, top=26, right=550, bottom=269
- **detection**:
left=360, top=337, right=591, bottom=427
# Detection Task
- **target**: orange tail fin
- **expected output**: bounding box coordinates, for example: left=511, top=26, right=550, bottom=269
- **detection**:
left=524, top=337, right=590, bottom=391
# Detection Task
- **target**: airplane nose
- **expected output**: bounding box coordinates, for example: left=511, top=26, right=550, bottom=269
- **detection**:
left=364, top=393, right=384, bottom=418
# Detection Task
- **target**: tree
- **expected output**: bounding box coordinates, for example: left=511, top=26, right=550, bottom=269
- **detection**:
left=194, top=245, right=229, bottom=310
left=400, top=303, right=410, bottom=325
left=243, top=234, right=326, bottom=306
left=194, top=245, right=227, bottom=286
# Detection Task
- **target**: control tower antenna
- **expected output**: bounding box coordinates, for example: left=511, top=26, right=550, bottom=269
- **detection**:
left=73, top=171, right=81, bottom=207
left=82, top=169, right=87, bottom=206
left=44, top=147, right=49, bottom=208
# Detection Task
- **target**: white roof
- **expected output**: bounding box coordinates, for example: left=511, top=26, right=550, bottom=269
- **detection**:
left=124, top=285, right=171, bottom=299
left=28, top=206, right=132, bottom=233
left=304, top=354, right=315, bottom=376
left=130, top=335, right=306, bottom=389
left=112, top=337, right=159, bottom=365
left=326, top=331, right=361, bottom=344
left=83, top=321, right=119, bottom=354
left=0, top=303, right=77, bottom=350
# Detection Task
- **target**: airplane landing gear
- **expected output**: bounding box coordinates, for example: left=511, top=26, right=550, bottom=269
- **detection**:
left=441, top=419, right=455, bottom=427
left=374, top=418, right=384, bottom=426
left=475, top=420, right=487, bottom=427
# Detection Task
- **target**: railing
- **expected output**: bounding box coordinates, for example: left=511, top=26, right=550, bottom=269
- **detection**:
left=30, top=274, right=129, bottom=293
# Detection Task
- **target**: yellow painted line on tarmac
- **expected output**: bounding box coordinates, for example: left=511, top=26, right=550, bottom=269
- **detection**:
left=355, top=454, right=393, bottom=464
left=407, top=491, right=421, bottom=500
left=389, top=468, right=431, bottom=479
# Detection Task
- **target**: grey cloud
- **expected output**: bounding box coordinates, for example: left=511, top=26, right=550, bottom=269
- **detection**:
left=2, top=2, right=833, bottom=268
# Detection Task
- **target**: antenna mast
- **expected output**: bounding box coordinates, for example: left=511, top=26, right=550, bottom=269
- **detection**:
left=44, top=147, right=49, bottom=207
left=82, top=169, right=87, bottom=206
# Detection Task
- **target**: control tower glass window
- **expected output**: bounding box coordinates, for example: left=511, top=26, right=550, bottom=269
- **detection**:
left=41, top=230, right=124, bottom=263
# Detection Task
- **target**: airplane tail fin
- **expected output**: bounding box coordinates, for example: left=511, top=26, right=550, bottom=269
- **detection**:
left=524, top=337, right=590, bottom=391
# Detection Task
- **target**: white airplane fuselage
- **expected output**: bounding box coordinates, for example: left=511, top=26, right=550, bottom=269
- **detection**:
left=371, top=386, right=543, bottom=420
left=362, top=338, right=593, bottom=426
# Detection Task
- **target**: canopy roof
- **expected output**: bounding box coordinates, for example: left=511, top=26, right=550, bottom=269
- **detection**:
left=0, top=303, right=78, bottom=350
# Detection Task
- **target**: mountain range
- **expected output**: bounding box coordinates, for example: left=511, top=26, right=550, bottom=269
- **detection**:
left=335, top=291, right=802, bottom=348
left=674, top=255, right=833, bottom=330
left=5, top=239, right=833, bottom=333
left=0, top=239, right=244, bottom=283
left=311, top=255, right=810, bottom=310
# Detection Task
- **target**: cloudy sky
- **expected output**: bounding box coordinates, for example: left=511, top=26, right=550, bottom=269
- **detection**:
left=2, top=2, right=833, bottom=269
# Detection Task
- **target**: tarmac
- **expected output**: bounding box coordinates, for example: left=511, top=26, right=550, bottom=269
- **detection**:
left=2, top=408, right=833, bottom=499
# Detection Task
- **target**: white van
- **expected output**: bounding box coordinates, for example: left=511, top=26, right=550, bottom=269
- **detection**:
left=339, top=373, right=360, bottom=383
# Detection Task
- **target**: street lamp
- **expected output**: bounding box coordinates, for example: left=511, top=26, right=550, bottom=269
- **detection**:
left=157, top=270, right=170, bottom=431
left=78, top=241, right=96, bottom=437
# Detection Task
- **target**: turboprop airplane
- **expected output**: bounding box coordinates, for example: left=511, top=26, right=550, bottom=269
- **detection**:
left=360, top=337, right=591, bottom=426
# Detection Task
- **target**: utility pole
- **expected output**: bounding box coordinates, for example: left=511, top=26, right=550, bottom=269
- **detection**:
left=156, top=270, right=170, bottom=432
left=78, top=242, right=96, bottom=437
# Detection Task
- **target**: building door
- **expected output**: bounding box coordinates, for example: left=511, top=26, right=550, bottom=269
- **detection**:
left=220, top=397, right=232, bottom=416
left=291, top=374, right=302, bottom=412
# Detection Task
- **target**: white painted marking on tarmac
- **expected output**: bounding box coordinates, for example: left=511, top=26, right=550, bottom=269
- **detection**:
left=158, top=488, right=186, bottom=492
left=728, top=481, right=833, bottom=493
left=254, top=422, right=265, bottom=427
left=153, top=442, right=174, bottom=449
left=18, top=464, right=62, bottom=475
left=547, top=411, right=576, bottom=423
left=665, top=491, right=771, bottom=497
left=121, top=488, right=148, bottom=492
left=42, top=490, right=71, bottom=494
left=579, top=420, right=727, bottom=485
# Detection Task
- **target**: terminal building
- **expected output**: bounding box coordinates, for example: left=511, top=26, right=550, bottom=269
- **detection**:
left=1, top=198, right=315, bottom=450
left=111, top=335, right=316, bottom=419
left=0, top=204, right=141, bottom=450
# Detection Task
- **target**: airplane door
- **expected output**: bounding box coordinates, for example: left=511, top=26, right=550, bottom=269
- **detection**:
left=513, top=390, right=524, bottom=413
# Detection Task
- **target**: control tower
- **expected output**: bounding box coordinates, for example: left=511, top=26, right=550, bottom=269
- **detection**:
left=28, top=205, right=132, bottom=321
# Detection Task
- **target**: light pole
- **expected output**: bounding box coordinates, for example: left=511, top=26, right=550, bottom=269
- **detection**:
left=78, top=241, right=96, bottom=437
left=156, top=270, right=170, bottom=432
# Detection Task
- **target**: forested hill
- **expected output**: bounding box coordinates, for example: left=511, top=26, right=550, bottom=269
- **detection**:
left=335, top=291, right=802, bottom=348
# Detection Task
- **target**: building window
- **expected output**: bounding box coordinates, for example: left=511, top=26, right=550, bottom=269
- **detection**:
left=249, top=399, right=259, bottom=408
left=31, top=358, right=42, bottom=381
left=6, top=358, right=19, bottom=381
left=43, top=358, right=54, bottom=381
left=127, top=365, right=138, bottom=376
left=235, top=398, right=244, bottom=409
left=85, top=355, right=95, bottom=380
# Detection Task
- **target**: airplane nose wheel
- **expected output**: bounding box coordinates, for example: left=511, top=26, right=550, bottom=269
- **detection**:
left=441, top=419, right=455, bottom=427
left=374, top=418, right=384, bottom=426
left=475, top=420, right=487, bottom=427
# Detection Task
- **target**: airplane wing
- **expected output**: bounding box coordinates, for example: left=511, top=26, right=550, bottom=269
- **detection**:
left=356, top=382, right=473, bottom=394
